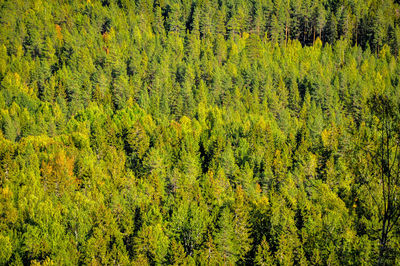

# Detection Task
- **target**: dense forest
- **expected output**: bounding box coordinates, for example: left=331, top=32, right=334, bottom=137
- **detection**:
left=1, top=0, right=400, bottom=264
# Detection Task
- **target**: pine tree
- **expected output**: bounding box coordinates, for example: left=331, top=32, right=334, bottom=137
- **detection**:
left=215, top=208, right=239, bottom=264
left=255, top=236, right=274, bottom=266
left=233, top=186, right=252, bottom=262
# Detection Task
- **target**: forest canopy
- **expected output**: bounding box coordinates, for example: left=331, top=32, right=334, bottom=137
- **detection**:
left=1, top=0, right=400, bottom=264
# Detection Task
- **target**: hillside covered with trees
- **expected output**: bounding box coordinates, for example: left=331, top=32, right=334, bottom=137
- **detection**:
left=1, top=0, right=400, bottom=264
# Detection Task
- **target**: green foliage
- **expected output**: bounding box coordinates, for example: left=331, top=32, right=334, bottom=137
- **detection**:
left=0, top=0, right=400, bottom=264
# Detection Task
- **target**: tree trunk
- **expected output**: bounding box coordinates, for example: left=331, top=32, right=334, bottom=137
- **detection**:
left=285, top=23, right=288, bottom=47
left=313, top=27, right=315, bottom=43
